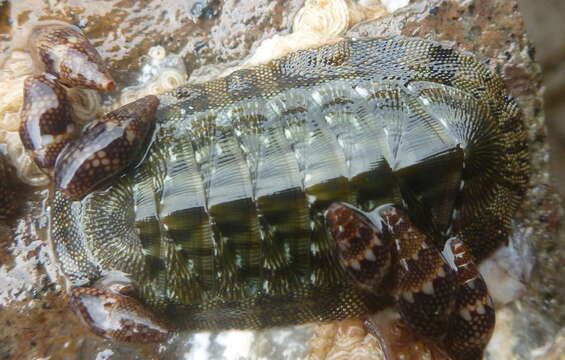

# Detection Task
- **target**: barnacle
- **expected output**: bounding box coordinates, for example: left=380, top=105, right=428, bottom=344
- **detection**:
left=119, top=46, right=188, bottom=106
left=240, top=0, right=387, bottom=69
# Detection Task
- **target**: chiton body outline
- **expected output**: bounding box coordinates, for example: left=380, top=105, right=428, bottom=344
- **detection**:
left=50, top=37, right=529, bottom=333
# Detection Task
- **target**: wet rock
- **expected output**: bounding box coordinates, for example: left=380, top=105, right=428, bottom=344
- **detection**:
left=188, top=0, right=222, bottom=21
left=6, top=0, right=304, bottom=86
left=0, top=0, right=562, bottom=359
left=518, top=0, right=565, bottom=204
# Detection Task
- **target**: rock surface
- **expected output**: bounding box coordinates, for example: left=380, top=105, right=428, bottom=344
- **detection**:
left=0, top=0, right=562, bottom=359
left=518, top=0, right=565, bottom=198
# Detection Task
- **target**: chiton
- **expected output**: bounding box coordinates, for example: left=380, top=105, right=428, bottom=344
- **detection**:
left=50, top=38, right=528, bottom=347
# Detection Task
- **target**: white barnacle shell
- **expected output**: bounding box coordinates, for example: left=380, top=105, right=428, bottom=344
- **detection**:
left=4, top=131, right=49, bottom=186
left=239, top=0, right=388, bottom=69
left=67, top=88, right=103, bottom=124
left=293, top=0, right=350, bottom=40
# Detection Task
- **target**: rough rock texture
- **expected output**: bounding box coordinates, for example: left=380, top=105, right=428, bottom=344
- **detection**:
left=3, top=0, right=304, bottom=86
left=517, top=0, right=565, bottom=198
left=0, top=0, right=562, bottom=359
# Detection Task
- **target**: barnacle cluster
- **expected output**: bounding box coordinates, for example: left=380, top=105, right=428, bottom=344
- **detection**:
left=308, top=319, right=384, bottom=360
left=239, top=0, right=389, bottom=70
left=118, top=45, right=188, bottom=107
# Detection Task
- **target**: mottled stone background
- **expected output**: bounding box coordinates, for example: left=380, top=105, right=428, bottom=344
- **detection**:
left=0, top=0, right=563, bottom=359
left=519, top=0, right=565, bottom=198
